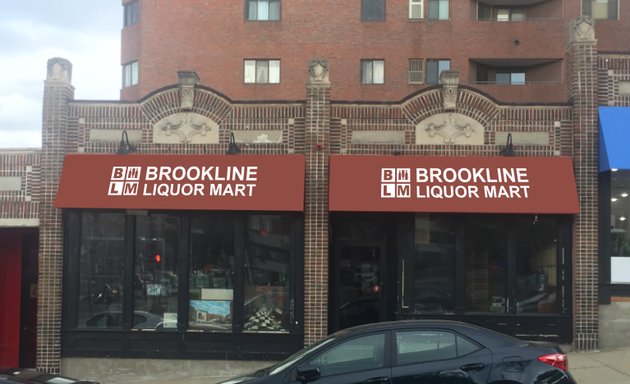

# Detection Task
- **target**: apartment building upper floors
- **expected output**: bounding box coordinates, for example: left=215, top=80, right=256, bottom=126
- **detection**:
left=120, top=0, right=629, bottom=103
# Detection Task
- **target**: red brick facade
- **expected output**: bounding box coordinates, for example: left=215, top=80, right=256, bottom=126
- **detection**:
left=2, top=1, right=630, bottom=376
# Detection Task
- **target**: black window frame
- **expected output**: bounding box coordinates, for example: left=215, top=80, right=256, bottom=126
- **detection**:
left=61, top=209, right=304, bottom=360
left=361, top=0, right=386, bottom=21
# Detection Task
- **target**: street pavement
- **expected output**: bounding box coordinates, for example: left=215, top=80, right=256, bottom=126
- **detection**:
left=76, top=346, right=630, bottom=384
left=568, top=346, right=630, bottom=384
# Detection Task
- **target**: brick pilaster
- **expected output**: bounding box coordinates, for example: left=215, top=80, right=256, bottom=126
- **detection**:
left=566, top=18, right=599, bottom=351
left=38, top=58, right=74, bottom=372
left=303, top=61, right=331, bottom=345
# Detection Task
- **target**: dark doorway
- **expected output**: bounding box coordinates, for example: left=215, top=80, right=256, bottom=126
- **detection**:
left=330, top=216, right=396, bottom=332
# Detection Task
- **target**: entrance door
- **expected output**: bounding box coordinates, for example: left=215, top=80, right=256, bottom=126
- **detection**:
left=331, top=217, right=393, bottom=332
left=335, top=245, right=385, bottom=330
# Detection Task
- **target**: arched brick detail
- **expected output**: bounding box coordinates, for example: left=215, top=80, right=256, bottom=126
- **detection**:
left=140, top=87, right=233, bottom=125
left=402, top=88, right=501, bottom=127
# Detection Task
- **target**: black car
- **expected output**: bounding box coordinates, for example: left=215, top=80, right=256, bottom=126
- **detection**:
left=218, top=320, right=576, bottom=384
left=0, top=368, right=98, bottom=384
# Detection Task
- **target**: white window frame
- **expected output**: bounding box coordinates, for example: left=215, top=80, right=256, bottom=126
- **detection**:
left=409, top=0, right=423, bottom=19
left=246, top=0, right=281, bottom=21
left=123, top=61, right=138, bottom=88
left=361, top=60, right=385, bottom=85
left=244, top=60, right=280, bottom=84
left=408, top=59, right=425, bottom=84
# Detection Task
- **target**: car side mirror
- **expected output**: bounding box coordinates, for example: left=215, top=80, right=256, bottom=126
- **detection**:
left=296, top=365, right=321, bottom=383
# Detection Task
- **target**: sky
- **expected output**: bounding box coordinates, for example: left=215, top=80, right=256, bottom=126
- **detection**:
left=0, top=1, right=122, bottom=148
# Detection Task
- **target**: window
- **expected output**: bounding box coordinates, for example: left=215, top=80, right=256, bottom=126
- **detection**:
left=124, top=0, right=139, bottom=26
left=582, top=0, right=618, bottom=20
left=409, top=0, right=423, bottom=19
left=428, top=0, right=449, bottom=20
left=244, top=60, right=280, bottom=84
left=396, top=330, right=480, bottom=365
left=308, top=334, right=385, bottom=376
left=426, top=59, right=450, bottom=84
left=496, top=71, right=526, bottom=85
left=362, top=0, right=386, bottom=21
left=361, top=60, right=385, bottom=84
left=408, top=59, right=425, bottom=84
left=123, top=61, right=138, bottom=87
left=246, top=0, right=281, bottom=20
left=496, top=8, right=525, bottom=21
left=608, top=171, right=630, bottom=283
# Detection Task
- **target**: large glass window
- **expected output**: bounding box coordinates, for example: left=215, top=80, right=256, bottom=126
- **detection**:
left=428, top=0, right=448, bottom=20
left=610, top=171, right=630, bottom=283
left=465, top=218, right=507, bottom=313
left=244, top=60, right=280, bottom=84
left=426, top=59, right=450, bottom=84
left=244, top=215, right=291, bottom=332
left=514, top=217, right=559, bottom=314
left=413, top=214, right=456, bottom=314
left=189, top=216, right=235, bottom=332
left=124, top=0, right=139, bottom=26
left=134, top=214, right=180, bottom=329
left=78, top=212, right=125, bottom=328
left=123, top=61, right=138, bottom=87
left=246, top=0, right=281, bottom=20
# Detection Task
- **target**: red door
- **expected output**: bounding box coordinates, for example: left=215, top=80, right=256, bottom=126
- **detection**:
left=0, top=230, right=23, bottom=367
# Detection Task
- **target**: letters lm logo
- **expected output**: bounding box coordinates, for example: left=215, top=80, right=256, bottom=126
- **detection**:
left=380, top=168, right=411, bottom=198
left=108, top=166, right=141, bottom=196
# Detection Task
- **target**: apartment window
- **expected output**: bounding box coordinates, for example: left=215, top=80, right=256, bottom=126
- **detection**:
left=123, top=61, right=138, bottom=87
left=582, top=0, right=618, bottom=20
left=362, top=0, right=386, bottom=21
left=497, top=8, right=525, bottom=21
left=408, top=59, right=425, bottom=84
left=409, top=0, right=423, bottom=19
left=361, top=60, right=385, bottom=84
left=244, top=60, right=280, bottom=84
left=246, top=0, right=281, bottom=21
left=124, top=0, right=139, bottom=26
left=496, top=71, right=526, bottom=85
left=428, top=0, right=449, bottom=20
left=426, top=59, right=450, bottom=84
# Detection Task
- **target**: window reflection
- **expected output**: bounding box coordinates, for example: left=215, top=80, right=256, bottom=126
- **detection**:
left=611, top=171, right=630, bottom=283
left=189, top=216, right=235, bottom=332
left=243, top=215, right=290, bottom=333
left=515, top=217, right=558, bottom=314
left=78, top=212, right=125, bottom=328
left=134, top=214, right=180, bottom=329
left=413, top=214, right=456, bottom=314
left=465, top=218, right=507, bottom=313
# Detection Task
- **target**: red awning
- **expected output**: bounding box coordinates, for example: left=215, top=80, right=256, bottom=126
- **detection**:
left=55, top=154, right=305, bottom=211
left=329, top=155, right=579, bottom=214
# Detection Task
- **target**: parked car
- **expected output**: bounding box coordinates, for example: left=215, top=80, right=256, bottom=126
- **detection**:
left=218, top=320, right=576, bottom=384
left=0, top=368, right=98, bottom=383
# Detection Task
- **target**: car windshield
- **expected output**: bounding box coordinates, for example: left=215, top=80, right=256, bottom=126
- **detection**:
left=268, top=336, right=336, bottom=375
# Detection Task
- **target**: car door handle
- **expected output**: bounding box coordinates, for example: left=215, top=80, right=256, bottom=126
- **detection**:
left=364, top=376, right=390, bottom=384
left=460, top=363, right=485, bottom=372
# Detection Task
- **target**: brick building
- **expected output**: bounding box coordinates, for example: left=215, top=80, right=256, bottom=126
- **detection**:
left=1, top=0, right=630, bottom=381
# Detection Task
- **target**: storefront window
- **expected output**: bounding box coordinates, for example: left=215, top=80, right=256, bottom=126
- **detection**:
left=78, top=212, right=125, bottom=328
left=134, top=214, right=180, bottom=329
left=413, top=214, right=456, bottom=314
left=610, top=171, right=630, bottom=283
left=514, top=217, right=558, bottom=313
left=189, top=216, right=235, bottom=332
left=465, top=218, right=507, bottom=313
left=243, top=215, right=291, bottom=333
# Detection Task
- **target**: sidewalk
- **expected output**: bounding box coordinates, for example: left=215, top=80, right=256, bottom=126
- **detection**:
left=568, top=347, right=630, bottom=384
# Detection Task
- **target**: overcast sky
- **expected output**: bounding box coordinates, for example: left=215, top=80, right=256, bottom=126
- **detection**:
left=0, top=1, right=121, bottom=148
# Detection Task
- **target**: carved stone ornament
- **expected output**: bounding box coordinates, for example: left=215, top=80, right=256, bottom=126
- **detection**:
left=416, top=113, right=484, bottom=145
left=570, top=16, right=596, bottom=43
left=308, top=60, right=330, bottom=84
left=178, top=71, right=200, bottom=110
left=440, top=70, right=460, bottom=111
left=153, top=112, right=219, bottom=144
left=46, top=57, right=72, bottom=83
